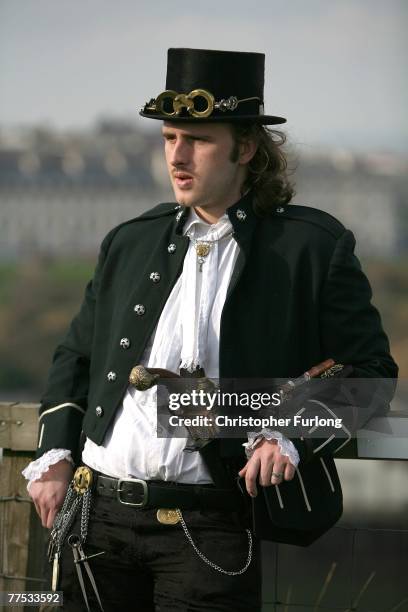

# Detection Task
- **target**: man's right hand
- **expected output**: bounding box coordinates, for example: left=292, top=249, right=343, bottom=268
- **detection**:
left=29, top=459, right=74, bottom=529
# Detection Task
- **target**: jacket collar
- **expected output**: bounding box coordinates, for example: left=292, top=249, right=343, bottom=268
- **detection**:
left=174, top=190, right=258, bottom=253
left=226, top=189, right=257, bottom=252
left=182, top=207, right=230, bottom=237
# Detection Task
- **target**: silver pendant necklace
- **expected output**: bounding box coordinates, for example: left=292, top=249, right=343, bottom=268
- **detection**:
left=188, top=231, right=233, bottom=271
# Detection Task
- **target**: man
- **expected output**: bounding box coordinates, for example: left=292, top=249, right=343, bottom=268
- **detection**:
left=23, top=48, right=397, bottom=611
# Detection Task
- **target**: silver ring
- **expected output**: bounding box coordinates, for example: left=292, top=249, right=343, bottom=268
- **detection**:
left=272, top=472, right=284, bottom=479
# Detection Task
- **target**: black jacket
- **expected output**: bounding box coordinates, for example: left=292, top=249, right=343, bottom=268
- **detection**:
left=37, top=192, right=398, bottom=545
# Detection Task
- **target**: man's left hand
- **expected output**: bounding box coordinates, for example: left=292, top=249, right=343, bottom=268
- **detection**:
left=238, top=438, right=296, bottom=497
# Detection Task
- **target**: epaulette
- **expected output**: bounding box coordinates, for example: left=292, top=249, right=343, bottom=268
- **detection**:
left=98, top=202, right=180, bottom=250
left=136, top=202, right=180, bottom=220
left=270, top=203, right=346, bottom=239
left=109, top=203, right=179, bottom=234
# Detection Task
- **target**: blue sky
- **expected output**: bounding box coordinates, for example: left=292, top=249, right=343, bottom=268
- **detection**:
left=1, top=0, right=407, bottom=152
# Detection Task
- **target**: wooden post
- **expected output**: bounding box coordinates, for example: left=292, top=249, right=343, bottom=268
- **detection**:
left=0, top=403, right=41, bottom=612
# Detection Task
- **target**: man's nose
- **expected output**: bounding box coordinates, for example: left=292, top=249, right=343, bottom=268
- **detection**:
left=171, top=138, right=190, bottom=166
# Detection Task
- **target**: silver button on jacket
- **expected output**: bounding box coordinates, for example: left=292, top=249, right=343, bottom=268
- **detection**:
left=149, top=272, right=161, bottom=283
left=134, top=304, right=146, bottom=315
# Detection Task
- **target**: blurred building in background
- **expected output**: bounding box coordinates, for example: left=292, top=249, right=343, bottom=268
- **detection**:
left=0, top=120, right=168, bottom=258
left=295, top=148, right=408, bottom=258
left=1, top=120, right=407, bottom=260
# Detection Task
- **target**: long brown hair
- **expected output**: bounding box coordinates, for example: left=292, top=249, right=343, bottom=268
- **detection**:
left=229, top=123, right=295, bottom=215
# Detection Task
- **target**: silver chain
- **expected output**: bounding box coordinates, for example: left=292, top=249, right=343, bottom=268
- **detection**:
left=176, top=509, right=253, bottom=575
left=58, top=496, right=81, bottom=547
left=49, top=484, right=92, bottom=557
left=48, top=485, right=81, bottom=560
left=80, top=489, right=92, bottom=543
left=54, top=486, right=80, bottom=540
left=56, top=484, right=75, bottom=525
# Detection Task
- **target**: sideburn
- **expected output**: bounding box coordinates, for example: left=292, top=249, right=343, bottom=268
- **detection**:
left=229, top=140, right=240, bottom=164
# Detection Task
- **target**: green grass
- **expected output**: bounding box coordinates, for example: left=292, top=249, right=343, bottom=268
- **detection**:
left=0, top=263, right=19, bottom=302
left=45, top=260, right=96, bottom=284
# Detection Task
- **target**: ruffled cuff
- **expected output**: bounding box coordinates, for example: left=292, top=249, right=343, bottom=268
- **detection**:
left=22, top=448, right=74, bottom=491
left=243, top=429, right=300, bottom=467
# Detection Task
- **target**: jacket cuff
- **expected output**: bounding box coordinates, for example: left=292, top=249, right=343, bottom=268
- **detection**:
left=36, top=402, right=85, bottom=460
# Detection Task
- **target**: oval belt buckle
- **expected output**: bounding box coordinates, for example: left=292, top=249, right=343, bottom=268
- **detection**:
left=73, top=466, right=93, bottom=494
left=156, top=508, right=180, bottom=525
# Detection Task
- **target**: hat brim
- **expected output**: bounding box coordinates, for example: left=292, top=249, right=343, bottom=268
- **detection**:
left=139, top=111, right=286, bottom=125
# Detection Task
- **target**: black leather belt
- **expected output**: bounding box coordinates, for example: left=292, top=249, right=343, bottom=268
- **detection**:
left=93, top=472, right=243, bottom=511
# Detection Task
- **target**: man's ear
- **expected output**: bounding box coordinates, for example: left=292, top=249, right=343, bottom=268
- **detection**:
left=238, top=137, right=257, bottom=165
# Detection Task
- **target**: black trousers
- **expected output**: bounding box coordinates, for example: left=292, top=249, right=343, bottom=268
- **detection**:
left=51, top=494, right=262, bottom=612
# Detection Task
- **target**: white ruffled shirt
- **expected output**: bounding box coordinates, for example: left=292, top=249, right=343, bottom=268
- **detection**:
left=23, top=208, right=299, bottom=488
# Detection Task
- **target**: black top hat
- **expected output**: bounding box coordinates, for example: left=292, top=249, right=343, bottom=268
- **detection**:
left=140, top=48, right=286, bottom=125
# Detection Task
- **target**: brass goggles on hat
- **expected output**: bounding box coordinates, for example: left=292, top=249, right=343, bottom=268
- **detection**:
left=143, top=89, right=262, bottom=118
